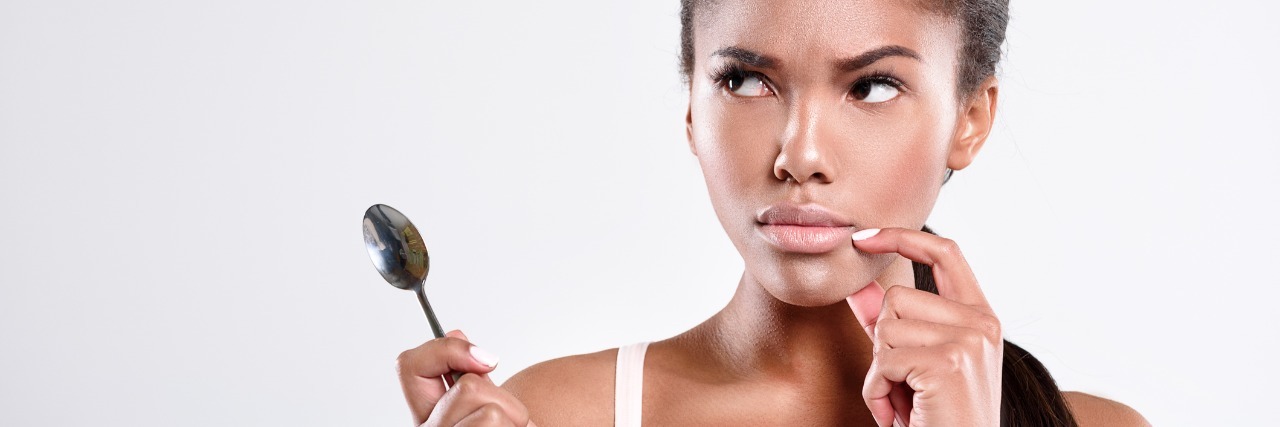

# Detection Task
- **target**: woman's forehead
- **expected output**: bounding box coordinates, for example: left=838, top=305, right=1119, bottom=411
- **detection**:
left=693, top=0, right=961, bottom=71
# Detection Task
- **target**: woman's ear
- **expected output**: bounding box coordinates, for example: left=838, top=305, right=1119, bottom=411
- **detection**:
left=947, top=76, right=999, bottom=171
left=685, top=99, right=698, bottom=157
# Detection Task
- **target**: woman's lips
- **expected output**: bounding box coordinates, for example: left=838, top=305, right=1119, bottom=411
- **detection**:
left=757, top=224, right=854, bottom=254
left=755, top=203, right=856, bottom=254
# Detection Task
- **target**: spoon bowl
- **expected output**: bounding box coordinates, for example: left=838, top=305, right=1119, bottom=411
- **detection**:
left=362, top=204, right=446, bottom=339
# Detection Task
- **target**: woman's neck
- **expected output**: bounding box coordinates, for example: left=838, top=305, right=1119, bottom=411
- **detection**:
left=687, top=255, right=915, bottom=391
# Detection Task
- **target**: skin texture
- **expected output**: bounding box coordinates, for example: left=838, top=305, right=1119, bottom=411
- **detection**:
left=397, top=0, right=1149, bottom=425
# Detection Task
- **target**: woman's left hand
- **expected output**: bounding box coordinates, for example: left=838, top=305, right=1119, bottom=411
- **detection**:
left=846, top=228, right=1003, bottom=427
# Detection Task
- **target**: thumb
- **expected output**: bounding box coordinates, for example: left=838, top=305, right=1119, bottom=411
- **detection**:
left=445, top=330, right=496, bottom=370
left=846, top=280, right=886, bottom=339
left=443, top=329, right=497, bottom=381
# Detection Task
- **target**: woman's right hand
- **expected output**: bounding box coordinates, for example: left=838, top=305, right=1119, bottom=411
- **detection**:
left=397, top=330, right=536, bottom=427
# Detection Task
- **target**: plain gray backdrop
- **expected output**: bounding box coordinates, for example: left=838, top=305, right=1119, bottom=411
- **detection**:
left=2, top=0, right=1276, bottom=425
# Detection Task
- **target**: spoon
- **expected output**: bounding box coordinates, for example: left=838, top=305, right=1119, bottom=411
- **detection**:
left=362, top=203, right=461, bottom=384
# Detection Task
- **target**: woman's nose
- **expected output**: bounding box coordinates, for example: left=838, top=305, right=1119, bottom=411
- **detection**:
left=772, top=102, right=838, bottom=184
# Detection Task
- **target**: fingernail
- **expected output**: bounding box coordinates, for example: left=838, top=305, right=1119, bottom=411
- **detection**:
left=851, top=228, right=881, bottom=241
left=469, top=345, right=500, bottom=368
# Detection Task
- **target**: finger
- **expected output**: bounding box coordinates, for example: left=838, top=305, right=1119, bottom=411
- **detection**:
left=874, top=318, right=985, bottom=353
left=888, top=384, right=913, bottom=426
left=863, top=358, right=897, bottom=427
left=429, top=374, right=530, bottom=427
left=452, top=403, right=517, bottom=427
left=877, top=286, right=997, bottom=340
left=444, top=330, right=492, bottom=384
left=864, top=345, right=961, bottom=400
left=864, top=347, right=946, bottom=427
left=399, top=335, right=502, bottom=425
left=846, top=280, right=887, bottom=339
left=864, top=387, right=912, bottom=427
left=851, top=227, right=990, bottom=310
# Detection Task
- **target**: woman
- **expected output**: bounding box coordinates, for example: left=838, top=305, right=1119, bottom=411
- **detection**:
left=396, top=0, right=1148, bottom=425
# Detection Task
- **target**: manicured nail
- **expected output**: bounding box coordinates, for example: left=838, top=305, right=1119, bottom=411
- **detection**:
left=851, top=228, right=881, bottom=241
left=469, top=345, right=500, bottom=368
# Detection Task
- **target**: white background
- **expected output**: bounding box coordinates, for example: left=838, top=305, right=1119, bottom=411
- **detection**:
left=2, top=1, right=1276, bottom=425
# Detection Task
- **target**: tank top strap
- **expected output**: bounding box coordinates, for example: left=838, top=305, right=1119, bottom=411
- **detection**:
left=614, top=341, right=650, bottom=427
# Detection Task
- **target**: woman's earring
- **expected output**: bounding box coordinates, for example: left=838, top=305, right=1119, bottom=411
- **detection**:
left=943, top=168, right=954, bottom=184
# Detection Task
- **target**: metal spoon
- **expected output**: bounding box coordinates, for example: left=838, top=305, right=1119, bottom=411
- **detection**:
left=362, top=204, right=461, bottom=384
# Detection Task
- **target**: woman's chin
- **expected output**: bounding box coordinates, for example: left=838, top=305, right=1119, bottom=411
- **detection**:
left=749, top=252, right=894, bottom=307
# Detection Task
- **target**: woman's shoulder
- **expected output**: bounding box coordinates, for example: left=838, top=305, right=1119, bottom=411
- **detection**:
left=501, top=347, right=620, bottom=426
left=499, top=351, right=1151, bottom=427
left=1063, top=391, right=1150, bottom=427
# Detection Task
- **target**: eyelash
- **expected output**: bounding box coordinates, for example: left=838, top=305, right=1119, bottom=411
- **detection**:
left=708, top=63, right=907, bottom=99
left=707, top=63, right=750, bottom=90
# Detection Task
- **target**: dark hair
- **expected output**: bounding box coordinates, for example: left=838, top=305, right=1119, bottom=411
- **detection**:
left=680, top=1, right=1079, bottom=425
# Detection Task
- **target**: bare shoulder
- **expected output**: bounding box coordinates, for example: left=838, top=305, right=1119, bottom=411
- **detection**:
left=501, top=348, right=618, bottom=427
left=1063, top=391, right=1150, bottom=427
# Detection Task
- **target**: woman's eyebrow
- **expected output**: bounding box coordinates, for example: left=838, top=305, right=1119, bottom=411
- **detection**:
left=709, top=45, right=921, bottom=72
left=835, top=45, right=921, bottom=72
left=710, top=46, right=775, bottom=68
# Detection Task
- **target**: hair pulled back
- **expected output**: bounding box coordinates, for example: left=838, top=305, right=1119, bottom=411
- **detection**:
left=679, top=1, right=1079, bottom=425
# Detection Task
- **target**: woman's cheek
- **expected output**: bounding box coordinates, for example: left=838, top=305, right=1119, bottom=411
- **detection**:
left=691, top=101, right=790, bottom=253
left=695, top=101, right=782, bottom=190
left=871, top=115, right=951, bottom=224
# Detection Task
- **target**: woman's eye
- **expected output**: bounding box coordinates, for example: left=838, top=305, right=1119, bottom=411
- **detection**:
left=726, top=72, right=771, bottom=97
left=851, top=79, right=900, bottom=103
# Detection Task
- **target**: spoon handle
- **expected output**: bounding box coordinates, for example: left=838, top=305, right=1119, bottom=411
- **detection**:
left=415, top=286, right=446, bottom=338
left=415, top=286, right=464, bottom=385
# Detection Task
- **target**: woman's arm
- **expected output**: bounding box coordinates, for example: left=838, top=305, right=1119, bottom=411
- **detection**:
left=501, top=350, right=616, bottom=427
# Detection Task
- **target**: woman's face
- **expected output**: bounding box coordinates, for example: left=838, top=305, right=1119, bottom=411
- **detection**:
left=687, top=0, right=993, bottom=306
